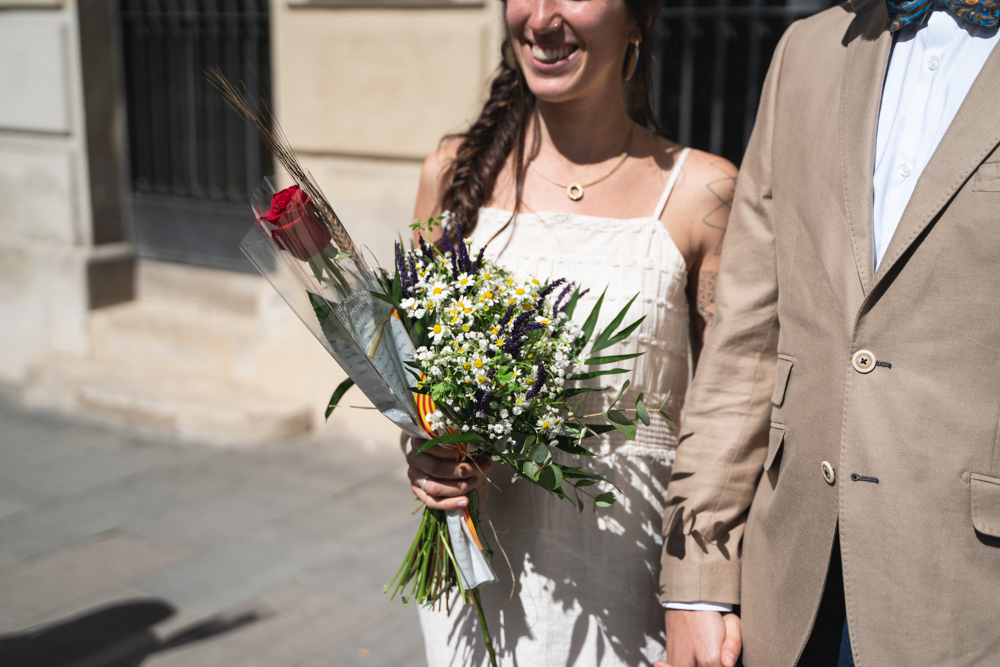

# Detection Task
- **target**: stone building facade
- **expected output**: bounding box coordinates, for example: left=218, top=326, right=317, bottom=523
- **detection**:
left=0, top=0, right=503, bottom=444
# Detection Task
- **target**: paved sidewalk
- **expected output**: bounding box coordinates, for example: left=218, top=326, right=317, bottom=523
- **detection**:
left=0, top=396, right=428, bottom=667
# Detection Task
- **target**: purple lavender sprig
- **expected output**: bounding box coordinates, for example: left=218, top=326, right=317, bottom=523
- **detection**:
left=395, top=242, right=412, bottom=299
left=556, top=287, right=589, bottom=316
left=552, top=282, right=575, bottom=314
left=440, top=233, right=460, bottom=280
left=498, top=305, right=515, bottom=335
left=526, top=358, right=547, bottom=400
left=473, top=246, right=486, bottom=273
left=537, top=278, right=567, bottom=304
left=407, top=255, right=418, bottom=296
left=474, top=367, right=498, bottom=416
left=418, top=234, right=434, bottom=262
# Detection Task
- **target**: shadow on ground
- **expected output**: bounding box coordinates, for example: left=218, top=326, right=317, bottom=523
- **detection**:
left=0, top=598, right=261, bottom=667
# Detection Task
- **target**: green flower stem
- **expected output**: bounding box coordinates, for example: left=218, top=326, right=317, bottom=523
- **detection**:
left=472, top=587, right=498, bottom=667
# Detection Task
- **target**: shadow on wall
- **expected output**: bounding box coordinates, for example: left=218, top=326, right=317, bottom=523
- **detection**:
left=0, top=599, right=262, bottom=667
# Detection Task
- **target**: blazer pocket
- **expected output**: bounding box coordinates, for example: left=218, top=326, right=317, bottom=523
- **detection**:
left=764, top=423, right=785, bottom=471
left=771, top=355, right=795, bottom=406
left=970, top=473, right=1000, bottom=537
left=973, top=162, right=1000, bottom=192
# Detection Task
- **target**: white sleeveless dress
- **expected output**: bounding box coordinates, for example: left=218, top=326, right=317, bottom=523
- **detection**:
left=418, top=149, right=692, bottom=667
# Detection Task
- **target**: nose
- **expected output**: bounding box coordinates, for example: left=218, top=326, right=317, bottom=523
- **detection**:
left=526, top=0, right=562, bottom=35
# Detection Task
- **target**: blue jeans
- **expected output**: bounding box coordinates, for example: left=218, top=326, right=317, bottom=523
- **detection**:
left=796, top=532, right=854, bottom=667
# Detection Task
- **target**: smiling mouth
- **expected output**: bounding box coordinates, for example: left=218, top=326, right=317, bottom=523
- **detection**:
left=530, top=43, right=578, bottom=65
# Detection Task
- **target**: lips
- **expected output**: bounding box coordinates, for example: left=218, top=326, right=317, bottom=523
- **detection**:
left=529, top=43, right=577, bottom=65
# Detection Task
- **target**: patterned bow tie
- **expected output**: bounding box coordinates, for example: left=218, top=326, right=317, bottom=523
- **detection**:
left=886, top=0, right=1000, bottom=32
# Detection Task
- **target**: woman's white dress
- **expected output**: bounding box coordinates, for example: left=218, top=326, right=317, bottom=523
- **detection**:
left=418, top=150, right=692, bottom=667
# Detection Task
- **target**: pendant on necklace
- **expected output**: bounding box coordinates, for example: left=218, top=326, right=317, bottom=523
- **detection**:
left=566, top=183, right=584, bottom=201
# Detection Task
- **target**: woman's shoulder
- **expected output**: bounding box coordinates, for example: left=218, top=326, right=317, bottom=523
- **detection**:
left=415, top=141, right=461, bottom=220
left=644, top=131, right=737, bottom=186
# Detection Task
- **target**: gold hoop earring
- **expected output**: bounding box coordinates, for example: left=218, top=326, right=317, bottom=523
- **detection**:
left=625, top=40, right=641, bottom=83
left=503, top=41, right=519, bottom=70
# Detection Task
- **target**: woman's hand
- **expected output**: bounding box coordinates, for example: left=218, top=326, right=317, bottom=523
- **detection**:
left=407, top=437, right=493, bottom=511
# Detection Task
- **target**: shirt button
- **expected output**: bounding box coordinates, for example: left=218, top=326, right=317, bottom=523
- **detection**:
left=899, top=162, right=913, bottom=177
left=928, top=55, right=941, bottom=71
left=852, top=350, right=876, bottom=374
left=822, top=461, right=836, bottom=485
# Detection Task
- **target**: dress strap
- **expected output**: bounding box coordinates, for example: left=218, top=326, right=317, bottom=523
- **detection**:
left=652, top=147, right=692, bottom=220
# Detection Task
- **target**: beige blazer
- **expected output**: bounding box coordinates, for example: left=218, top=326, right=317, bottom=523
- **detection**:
left=660, top=2, right=1000, bottom=665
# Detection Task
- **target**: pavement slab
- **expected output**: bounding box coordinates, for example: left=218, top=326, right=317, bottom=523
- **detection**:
left=0, top=397, right=428, bottom=667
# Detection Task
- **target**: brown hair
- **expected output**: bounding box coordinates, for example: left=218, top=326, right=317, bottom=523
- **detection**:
left=438, top=0, right=662, bottom=239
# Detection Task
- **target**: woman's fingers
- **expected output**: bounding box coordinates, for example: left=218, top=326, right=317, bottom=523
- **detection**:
left=407, top=465, right=485, bottom=498
left=405, top=437, right=493, bottom=509
left=720, top=613, right=742, bottom=667
left=412, top=479, right=470, bottom=511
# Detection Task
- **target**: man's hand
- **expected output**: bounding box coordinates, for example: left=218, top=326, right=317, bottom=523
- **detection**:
left=654, top=609, right=742, bottom=667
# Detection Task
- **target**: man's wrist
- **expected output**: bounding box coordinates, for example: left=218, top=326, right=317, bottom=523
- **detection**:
left=662, top=601, right=734, bottom=613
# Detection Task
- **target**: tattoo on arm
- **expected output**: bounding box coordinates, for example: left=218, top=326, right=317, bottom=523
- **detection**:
left=703, top=162, right=736, bottom=256
left=696, top=270, right=718, bottom=336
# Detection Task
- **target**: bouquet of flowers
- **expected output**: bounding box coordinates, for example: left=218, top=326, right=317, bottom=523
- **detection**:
left=213, top=72, right=674, bottom=667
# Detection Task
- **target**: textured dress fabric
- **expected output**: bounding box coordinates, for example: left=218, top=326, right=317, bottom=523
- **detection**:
left=418, top=163, right=692, bottom=667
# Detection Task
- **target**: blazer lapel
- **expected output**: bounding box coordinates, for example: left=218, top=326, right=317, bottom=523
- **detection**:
left=873, top=39, right=1000, bottom=286
left=840, top=2, right=892, bottom=296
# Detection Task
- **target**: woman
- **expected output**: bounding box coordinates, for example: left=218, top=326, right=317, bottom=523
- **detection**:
left=407, top=0, right=737, bottom=664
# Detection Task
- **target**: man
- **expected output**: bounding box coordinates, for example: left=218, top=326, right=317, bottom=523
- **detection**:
left=654, top=1, right=1000, bottom=665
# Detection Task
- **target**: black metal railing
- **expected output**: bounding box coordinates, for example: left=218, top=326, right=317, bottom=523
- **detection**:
left=120, top=0, right=272, bottom=270
left=651, top=0, right=835, bottom=165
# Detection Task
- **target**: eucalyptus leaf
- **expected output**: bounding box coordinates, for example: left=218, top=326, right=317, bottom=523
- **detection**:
left=635, top=393, right=650, bottom=427
left=553, top=439, right=596, bottom=456
left=659, top=409, right=678, bottom=430
left=325, top=377, right=356, bottom=420
left=574, top=479, right=598, bottom=488
left=529, top=443, right=552, bottom=466
left=524, top=461, right=541, bottom=481
left=609, top=380, right=631, bottom=410
left=595, top=492, right=617, bottom=507
left=603, top=409, right=637, bottom=440
left=659, top=391, right=672, bottom=410
left=538, top=464, right=563, bottom=491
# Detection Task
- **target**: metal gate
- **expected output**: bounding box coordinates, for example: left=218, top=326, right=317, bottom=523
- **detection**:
left=120, top=0, right=272, bottom=272
left=652, top=0, right=835, bottom=166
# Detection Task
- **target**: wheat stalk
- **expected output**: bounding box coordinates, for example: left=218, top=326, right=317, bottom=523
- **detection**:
left=207, top=68, right=367, bottom=272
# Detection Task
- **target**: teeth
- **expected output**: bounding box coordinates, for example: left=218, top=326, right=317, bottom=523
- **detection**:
left=532, top=44, right=573, bottom=64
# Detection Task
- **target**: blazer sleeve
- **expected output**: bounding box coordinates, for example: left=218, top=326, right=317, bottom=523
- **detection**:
left=659, top=23, right=795, bottom=605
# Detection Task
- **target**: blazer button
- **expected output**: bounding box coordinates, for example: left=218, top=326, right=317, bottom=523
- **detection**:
left=852, top=350, right=876, bottom=374
left=822, top=461, right=836, bottom=485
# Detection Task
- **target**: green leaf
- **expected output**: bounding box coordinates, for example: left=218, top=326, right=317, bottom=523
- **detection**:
left=609, top=380, right=630, bottom=411
left=528, top=442, right=551, bottom=466
left=416, top=432, right=490, bottom=454
left=635, top=392, right=650, bottom=427
left=659, top=409, right=678, bottom=430
left=559, top=386, right=609, bottom=398
left=538, top=464, right=564, bottom=491
left=553, top=439, right=596, bottom=456
left=569, top=368, right=631, bottom=382
left=575, top=289, right=606, bottom=354
left=659, top=391, right=672, bottom=410
left=370, top=290, right=401, bottom=310
left=603, top=409, right=637, bottom=440
left=584, top=352, right=643, bottom=366
left=574, top=479, right=598, bottom=488
left=563, top=287, right=582, bottom=320
left=595, top=492, right=617, bottom=507
left=591, top=294, right=638, bottom=352
left=593, top=315, right=645, bottom=353
left=523, top=461, right=541, bottom=481
left=581, top=423, right=617, bottom=437
left=324, top=378, right=356, bottom=420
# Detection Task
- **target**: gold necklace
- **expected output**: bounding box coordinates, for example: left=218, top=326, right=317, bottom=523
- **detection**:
left=529, top=126, right=633, bottom=201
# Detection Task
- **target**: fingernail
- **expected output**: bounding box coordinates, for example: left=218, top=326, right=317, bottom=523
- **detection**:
left=456, top=498, right=468, bottom=508
left=724, top=652, right=736, bottom=667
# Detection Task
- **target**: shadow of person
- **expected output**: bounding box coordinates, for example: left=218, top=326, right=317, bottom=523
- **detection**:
left=0, top=598, right=262, bottom=667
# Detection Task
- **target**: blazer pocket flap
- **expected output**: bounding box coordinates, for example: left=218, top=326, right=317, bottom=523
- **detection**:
left=973, top=162, right=1000, bottom=192
left=970, top=473, right=1000, bottom=537
left=771, top=355, right=794, bottom=406
left=764, top=424, right=785, bottom=471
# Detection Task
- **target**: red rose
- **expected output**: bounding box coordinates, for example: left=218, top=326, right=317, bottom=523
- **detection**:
left=260, top=185, right=332, bottom=261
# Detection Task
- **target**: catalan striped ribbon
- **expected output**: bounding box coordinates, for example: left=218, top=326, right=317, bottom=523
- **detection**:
left=886, top=0, right=999, bottom=33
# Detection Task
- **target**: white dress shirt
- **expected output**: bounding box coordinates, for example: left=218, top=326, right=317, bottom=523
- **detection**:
left=664, top=5, right=999, bottom=613
left=873, top=6, right=1000, bottom=270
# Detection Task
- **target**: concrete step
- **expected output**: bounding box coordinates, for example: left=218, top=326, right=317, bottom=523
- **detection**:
left=137, top=260, right=265, bottom=317
left=22, top=354, right=312, bottom=445
left=88, top=298, right=264, bottom=383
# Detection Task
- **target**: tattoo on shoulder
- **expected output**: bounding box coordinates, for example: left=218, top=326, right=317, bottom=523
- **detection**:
left=703, top=162, right=736, bottom=256
left=697, top=270, right=718, bottom=331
